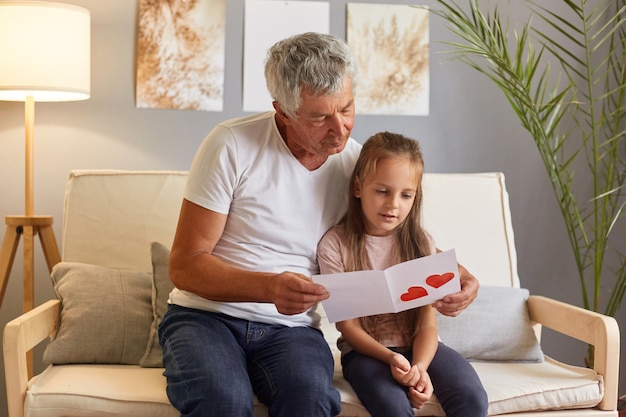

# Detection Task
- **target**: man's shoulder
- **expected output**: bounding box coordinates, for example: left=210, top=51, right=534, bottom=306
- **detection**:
left=219, top=111, right=274, bottom=129
left=207, top=112, right=277, bottom=151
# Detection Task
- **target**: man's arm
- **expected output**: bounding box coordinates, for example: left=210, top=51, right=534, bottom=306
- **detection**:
left=168, top=198, right=330, bottom=315
left=433, top=262, right=479, bottom=316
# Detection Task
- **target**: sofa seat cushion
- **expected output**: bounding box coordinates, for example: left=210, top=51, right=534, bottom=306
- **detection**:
left=333, top=357, right=602, bottom=417
left=25, top=365, right=269, bottom=417
left=26, top=357, right=602, bottom=417
left=476, top=358, right=603, bottom=415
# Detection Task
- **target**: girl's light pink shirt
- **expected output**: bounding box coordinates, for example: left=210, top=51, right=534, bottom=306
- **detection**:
left=317, top=225, right=436, bottom=353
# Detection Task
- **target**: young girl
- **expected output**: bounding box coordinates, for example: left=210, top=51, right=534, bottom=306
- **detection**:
left=317, top=132, right=488, bottom=417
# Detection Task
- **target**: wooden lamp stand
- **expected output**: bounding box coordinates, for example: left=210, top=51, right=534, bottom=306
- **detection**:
left=0, top=98, right=61, bottom=310
left=0, top=96, right=61, bottom=312
left=0, top=98, right=61, bottom=377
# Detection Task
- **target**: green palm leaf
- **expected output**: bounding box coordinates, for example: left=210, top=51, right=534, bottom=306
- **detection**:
left=422, top=0, right=626, bottom=331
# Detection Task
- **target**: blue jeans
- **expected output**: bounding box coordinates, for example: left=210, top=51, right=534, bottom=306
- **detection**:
left=159, top=304, right=341, bottom=417
left=342, top=342, right=488, bottom=417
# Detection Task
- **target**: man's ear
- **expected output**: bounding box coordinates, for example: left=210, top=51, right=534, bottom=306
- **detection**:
left=273, top=101, right=291, bottom=124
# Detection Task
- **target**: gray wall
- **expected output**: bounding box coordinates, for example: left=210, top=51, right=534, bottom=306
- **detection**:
left=0, top=1, right=623, bottom=414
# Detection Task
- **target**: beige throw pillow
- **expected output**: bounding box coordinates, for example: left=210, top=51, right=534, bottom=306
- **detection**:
left=44, top=262, right=153, bottom=365
left=436, top=286, right=544, bottom=362
left=139, top=241, right=175, bottom=367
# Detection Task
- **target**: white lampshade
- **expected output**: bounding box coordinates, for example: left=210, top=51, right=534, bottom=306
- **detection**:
left=0, top=1, right=90, bottom=102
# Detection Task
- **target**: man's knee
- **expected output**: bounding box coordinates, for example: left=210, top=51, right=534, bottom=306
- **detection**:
left=272, top=381, right=341, bottom=417
left=166, top=376, right=255, bottom=417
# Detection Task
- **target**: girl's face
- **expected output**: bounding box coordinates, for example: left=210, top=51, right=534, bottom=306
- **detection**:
left=355, top=156, right=421, bottom=236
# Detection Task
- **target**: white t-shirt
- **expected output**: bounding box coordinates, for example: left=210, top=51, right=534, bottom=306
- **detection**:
left=169, top=111, right=362, bottom=327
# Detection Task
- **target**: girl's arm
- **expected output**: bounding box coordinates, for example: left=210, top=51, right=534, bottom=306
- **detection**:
left=411, top=305, right=438, bottom=373
left=337, top=318, right=421, bottom=390
left=406, top=305, right=438, bottom=408
left=336, top=319, right=400, bottom=365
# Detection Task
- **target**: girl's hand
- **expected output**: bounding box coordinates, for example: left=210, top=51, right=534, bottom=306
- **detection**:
left=408, top=369, right=433, bottom=409
left=389, top=353, right=419, bottom=387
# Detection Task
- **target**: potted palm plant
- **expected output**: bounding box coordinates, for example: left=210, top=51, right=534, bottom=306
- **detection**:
left=422, top=0, right=625, bottom=365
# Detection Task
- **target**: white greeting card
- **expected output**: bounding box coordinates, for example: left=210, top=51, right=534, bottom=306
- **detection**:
left=313, top=249, right=460, bottom=322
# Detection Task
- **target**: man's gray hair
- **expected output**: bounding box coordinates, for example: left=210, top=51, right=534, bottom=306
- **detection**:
left=264, top=32, right=357, bottom=119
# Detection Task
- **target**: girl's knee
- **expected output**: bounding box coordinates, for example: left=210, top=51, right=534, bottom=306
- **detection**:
left=468, top=387, right=489, bottom=416
left=440, top=387, right=489, bottom=417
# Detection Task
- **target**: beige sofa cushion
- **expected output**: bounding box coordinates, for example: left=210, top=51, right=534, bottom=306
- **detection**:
left=140, top=242, right=175, bottom=368
left=436, top=286, right=544, bottom=362
left=43, top=262, right=153, bottom=365
left=25, top=357, right=602, bottom=417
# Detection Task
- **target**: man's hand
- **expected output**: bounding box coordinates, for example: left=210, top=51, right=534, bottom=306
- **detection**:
left=433, top=264, right=479, bottom=317
left=269, top=272, right=330, bottom=315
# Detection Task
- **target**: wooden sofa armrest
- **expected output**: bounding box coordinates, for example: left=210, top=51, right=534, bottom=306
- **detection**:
left=527, top=295, right=620, bottom=411
left=3, top=299, right=60, bottom=417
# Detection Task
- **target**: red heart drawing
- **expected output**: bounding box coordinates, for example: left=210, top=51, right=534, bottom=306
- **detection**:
left=426, top=272, right=455, bottom=289
left=400, top=286, right=428, bottom=301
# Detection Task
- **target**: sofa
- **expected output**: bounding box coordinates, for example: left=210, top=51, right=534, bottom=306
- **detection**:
left=4, top=170, right=620, bottom=417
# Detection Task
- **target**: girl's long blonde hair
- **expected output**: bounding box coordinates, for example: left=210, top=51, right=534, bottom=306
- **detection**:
left=340, top=131, right=431, bottom=340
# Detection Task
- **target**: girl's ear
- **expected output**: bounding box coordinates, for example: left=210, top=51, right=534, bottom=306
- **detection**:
left=354, top=178, right=362, bottom=198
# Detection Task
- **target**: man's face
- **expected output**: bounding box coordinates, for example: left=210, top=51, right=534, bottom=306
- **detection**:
left=280, top=77, right=355, bottom=159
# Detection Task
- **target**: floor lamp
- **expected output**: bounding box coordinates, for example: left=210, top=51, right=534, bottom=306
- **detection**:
left=0, top=1, right=90, bottom=322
